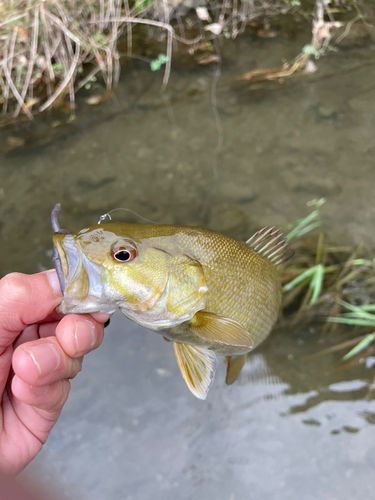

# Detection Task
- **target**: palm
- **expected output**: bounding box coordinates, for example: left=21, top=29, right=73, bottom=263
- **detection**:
left=0, top=321, right=70, bottom=475
left=1, top=385, right=51, bottom=473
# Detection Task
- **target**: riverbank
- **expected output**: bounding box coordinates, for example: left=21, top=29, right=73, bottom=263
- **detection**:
left=1, top=0, right=371, bottom=125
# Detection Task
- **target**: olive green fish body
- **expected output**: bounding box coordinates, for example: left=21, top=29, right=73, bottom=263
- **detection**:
left=52, top=207, right=287, bottom=399
left=159, top=232, right=281, bottom=354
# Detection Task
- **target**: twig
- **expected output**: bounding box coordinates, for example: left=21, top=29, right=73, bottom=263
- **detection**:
left=14, top=6, right=39, bottom=117
left=123, top=0, right=133, bottom=58
left=44, top=10, right=81, bottom=46
left=95, top=16, right=202, bottom=89
left=0, top=13, right=27, bottom=29
left=2, top=60, right=33, bottom=119
left=336, top=14, right=361, bottom=44
left=211, top=38, right=223, bottom=155
left=74, top=66, right=101, bottom=92
left=39, top=46, right=81, bottom=112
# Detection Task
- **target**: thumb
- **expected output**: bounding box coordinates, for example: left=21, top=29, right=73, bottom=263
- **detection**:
left=0, top=271, right=62, bottom=351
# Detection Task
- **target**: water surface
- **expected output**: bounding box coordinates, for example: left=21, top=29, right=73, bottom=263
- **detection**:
left=1, top=27, right=374, bottom=500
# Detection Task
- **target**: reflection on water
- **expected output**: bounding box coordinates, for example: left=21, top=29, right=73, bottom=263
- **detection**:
left=24, top=314, right=375, bottom=500
left=1, top=27, right=374, bottom=500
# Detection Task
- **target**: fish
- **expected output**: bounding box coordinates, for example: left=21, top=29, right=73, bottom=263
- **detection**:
left=51, top=204, right=289, bottom=399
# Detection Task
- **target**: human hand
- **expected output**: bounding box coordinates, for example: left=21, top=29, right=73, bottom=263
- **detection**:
left=0, top=271, right=109, bottom=475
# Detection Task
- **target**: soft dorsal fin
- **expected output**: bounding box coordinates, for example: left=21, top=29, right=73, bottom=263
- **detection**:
left=246, top=226, right=290, bottom=265
left=173, top=342, right=217, bottom=400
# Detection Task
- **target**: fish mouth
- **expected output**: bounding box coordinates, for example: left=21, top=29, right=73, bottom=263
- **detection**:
left=52, top=233, right=89, bottom=302
left=51, top=203, right=116, bottom=315
left=52, top=233, right=115, bottom=315
left=51, top=203, right=93, bottom=312
left=51, top=203, right=72, bottom=294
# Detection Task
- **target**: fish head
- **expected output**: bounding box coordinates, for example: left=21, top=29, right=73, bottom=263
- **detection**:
left=52, top=224, right=171, bottom=315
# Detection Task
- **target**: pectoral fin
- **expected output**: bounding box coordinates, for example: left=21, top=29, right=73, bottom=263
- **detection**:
left=225, top=354, right=247, bottom=385
left=190, top=311, right=254, bottom=348
left=173, top=342, right=217, bottom=400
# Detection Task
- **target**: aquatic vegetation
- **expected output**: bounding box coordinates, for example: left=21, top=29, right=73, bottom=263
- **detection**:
left=328, top=301, right=375, bottom=360
left=150, top=54, right=169, bottom=72
left=282, top=199, right=375, bottom=362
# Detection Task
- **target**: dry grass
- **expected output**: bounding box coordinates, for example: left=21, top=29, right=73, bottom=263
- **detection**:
left=0, top=0, right=296, bottom=120
left=0, top=0, right=157, bottom=118
left=0, top=0, right=367, bottom=120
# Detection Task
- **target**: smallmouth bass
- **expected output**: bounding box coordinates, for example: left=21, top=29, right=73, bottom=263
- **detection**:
left=51, top=204, right=288, bottom=399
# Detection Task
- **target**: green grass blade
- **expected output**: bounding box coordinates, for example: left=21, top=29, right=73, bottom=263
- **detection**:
left=285, top=199, right=325, bottom=241
left=285, top=211, right=320, bottom=241
left=282, top=266, right=317, bottom=292
left=327, top=318, right=375, bottom=327
left=309, top=264, right=324, bottom=305
left=293, top=221, right=322, bottom=239
left=348, top=259, right=372, bottom=266
left=335, top=299, right=362, bottom=313
left=358, top=305, right=375, bottom=312
left=340, top=310, right=375, bottom=322
left=343, top=333, right=375, bottom=360
left=335, top=300, right=375, bottom=323
left=341, top=311, right=375, bottom=319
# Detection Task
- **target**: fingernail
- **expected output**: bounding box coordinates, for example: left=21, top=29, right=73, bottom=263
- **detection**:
left=25, top=344, right=60, bottom=377
left=46, top=269, right=62, bottom=297
left=74, top=320, right=96, bottom=355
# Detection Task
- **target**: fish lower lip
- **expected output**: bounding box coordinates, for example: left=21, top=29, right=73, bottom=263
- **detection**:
left=53, top=245, right=65, bottom=293
left=52, top=233, right=70, bottom=294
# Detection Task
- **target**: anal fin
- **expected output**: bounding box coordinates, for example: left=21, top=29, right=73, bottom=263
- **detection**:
left=225, top=354, right=247, bottom=385
left=173, top=342, right=217, bottom=400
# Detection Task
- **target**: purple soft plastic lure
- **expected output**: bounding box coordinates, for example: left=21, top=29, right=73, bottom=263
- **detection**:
left=51, top=203, right=72, bottom=293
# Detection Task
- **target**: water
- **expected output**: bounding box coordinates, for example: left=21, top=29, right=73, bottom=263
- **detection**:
left=1, top=27, right=375, bottom=499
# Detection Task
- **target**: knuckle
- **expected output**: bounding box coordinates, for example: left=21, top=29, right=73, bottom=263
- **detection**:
left=67, top=357, right=83, bottom=379
left=42, top=380, right=71, bottom=411
left=0, top=273, right=28, bottom=298
left=0, top=274, right=33, bottom=341
left=55, top=379, right=70, bottom=408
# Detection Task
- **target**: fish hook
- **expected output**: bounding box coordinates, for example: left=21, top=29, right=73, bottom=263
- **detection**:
left=98, top=213, right=112, bottom=224
left=97, top=208, right=158, bottom=225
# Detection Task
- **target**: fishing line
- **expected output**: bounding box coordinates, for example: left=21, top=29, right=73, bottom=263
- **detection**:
left=98, top=208, right=159, bottom=225
left=211, top=37, right=223, bottom=158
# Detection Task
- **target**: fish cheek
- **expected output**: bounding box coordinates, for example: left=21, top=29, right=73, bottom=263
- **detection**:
left=110, top=251, right=169, bottom=311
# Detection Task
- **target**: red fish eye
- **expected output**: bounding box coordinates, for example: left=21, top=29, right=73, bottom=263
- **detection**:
left=111, top=241, right=137, bottom=263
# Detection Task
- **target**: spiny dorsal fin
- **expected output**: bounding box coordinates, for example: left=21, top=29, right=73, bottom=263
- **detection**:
left=246, top=226, right=290, bottom=265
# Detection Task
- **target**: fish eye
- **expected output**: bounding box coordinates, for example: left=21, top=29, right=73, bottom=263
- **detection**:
left=111, top=240, right=137, bottom=263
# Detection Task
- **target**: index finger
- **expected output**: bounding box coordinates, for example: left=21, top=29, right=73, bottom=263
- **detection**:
left=0, top=271, right=62, bottom=351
